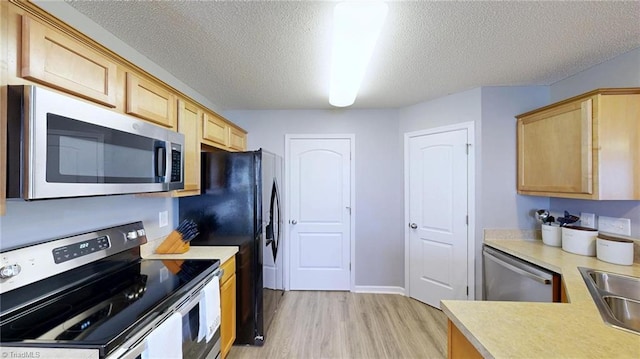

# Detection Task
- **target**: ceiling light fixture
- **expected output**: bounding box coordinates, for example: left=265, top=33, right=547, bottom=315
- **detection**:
left=329, top=1, right=388, bottom=108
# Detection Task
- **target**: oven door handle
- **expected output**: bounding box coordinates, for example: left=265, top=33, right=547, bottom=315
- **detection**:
left=108, top=293, right=203, bottom=359
left=215, top=268, right=224, bottom=280
left=176, top=269, right=222, bottom=316
left=107, top=269, right=223, bottom=359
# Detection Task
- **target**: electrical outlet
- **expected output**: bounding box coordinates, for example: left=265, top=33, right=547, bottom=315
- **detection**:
left=597, top=216, right=631, bottom=236
left=580, top=212, right=596, bottom=228
left=159, top=211, right=169, bottom=228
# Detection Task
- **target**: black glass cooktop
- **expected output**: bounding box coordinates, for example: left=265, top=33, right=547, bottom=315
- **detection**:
left=0, top=253, right=218, bottom=356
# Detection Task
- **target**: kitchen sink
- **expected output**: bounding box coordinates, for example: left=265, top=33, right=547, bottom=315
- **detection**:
left=588, top=271, right=640, bottom=301
left=579, top=267, right=640, bottom=335
left=602, top=296, right=640, bottom=332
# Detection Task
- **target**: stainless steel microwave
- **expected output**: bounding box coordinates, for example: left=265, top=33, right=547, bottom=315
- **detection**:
left=7, top=85, right=184, bottom=200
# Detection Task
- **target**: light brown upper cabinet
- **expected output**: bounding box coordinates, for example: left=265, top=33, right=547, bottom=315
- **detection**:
left=126, top=72, right=177, bottom=128
left=229, top=127, right=247, bottom=151
left=21, top=16, right=117, bottom=107
left=517, top=88, right=640, bottom=200
left=201, top=111, right=247, bottom=151
left=202, top=111, right=229, bottom=148
left=176, top=99, right=202, bottom=197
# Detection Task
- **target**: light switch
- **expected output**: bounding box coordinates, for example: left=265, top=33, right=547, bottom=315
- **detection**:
left=159, top=211, right=169, bottom=228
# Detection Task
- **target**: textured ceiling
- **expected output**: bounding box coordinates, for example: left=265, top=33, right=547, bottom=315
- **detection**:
left=64, top=1, right=640, bottom=110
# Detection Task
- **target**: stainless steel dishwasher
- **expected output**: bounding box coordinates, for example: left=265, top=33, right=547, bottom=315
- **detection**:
left=483, top=246, right=560, bottom=302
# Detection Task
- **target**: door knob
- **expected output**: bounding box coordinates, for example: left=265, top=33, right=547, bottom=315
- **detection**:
left=409, top=223, right=417, bottom=229
left=291, top=220, right=297, bottom=225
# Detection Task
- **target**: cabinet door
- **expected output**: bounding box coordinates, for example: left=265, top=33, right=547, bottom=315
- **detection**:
left=220, top=257, right=237, bottom=359
left=202, top=112, right=229, bottom=148
left=176, top=99, right=201, bottom=196
left=21, top=16, right=117, bottom=107
left=448, top=320, right=482, bottom=359
left=517, top=99, right=593, bottom=194
left=229, top=127, right=247, bottom=151
left=126, top=72, right=176, bottom=128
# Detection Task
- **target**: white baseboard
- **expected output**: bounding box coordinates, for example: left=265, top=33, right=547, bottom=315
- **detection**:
left=353, top=286, right=405, bottom=295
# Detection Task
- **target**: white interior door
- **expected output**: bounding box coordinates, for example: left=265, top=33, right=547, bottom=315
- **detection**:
left=287, top=136, right=352, bottom=290
left=407, top=127, right=469, bottom=308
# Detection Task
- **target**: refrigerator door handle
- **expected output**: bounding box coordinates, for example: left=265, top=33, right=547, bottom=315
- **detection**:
left=269, top=179, right=280, bottom=261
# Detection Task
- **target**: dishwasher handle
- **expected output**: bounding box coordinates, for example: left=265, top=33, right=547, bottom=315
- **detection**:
left=484, top=250, right=551, bottom=285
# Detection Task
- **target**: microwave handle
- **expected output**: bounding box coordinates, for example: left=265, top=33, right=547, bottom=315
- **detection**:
left=155, top=146, right=167, bottom=179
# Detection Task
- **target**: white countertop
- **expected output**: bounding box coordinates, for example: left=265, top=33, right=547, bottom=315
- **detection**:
left=142, top=245, right=238, bottom=264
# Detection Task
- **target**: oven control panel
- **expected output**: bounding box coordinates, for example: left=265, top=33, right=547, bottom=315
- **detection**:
left=53, top=236, right=111, bottom=264
left=0, top=221, right=147, bottom=294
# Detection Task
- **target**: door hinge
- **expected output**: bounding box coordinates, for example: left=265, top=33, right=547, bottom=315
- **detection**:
left=465, top=143, right=471, bottom=155
left=466, top=215, right=469, bottom=225
left=466, top=286, right=469, bottom=296
left=349, top=263, right=351, bottom=271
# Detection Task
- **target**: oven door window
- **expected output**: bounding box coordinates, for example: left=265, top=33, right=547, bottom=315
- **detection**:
left=182, top=302, right=208, bottom=358
left=46, top=113, right=163, bottom=184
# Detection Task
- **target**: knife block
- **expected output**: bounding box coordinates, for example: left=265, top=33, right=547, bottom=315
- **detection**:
left=155, top=230, right=190, bottom=254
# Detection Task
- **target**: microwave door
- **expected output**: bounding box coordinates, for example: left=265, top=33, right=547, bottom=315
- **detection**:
left=29, top=113, right=169, bottom=199
left=47, top=128, right=106, bottom=183
left=8, top=85, right=185, bottom=200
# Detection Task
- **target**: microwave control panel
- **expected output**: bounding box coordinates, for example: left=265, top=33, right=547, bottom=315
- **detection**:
left=171, top=149, right=181, bottom=182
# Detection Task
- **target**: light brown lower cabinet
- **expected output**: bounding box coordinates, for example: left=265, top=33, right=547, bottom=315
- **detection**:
left=448, top=319, right=483, bottom=359
left=561, top=279, right=569, bottom=303
left=220, top=256, right=237, bottom=359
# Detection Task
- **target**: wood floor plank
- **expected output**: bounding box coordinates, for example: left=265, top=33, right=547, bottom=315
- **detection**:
left=227, top=291, right=447, bottom=359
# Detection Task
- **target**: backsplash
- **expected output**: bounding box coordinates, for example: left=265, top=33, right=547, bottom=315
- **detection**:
left=483, top=229, right=540, bottom=241
left=484, top=228, right=639, bottom=264
left=0, top=195, right=177, bottom=251
left=549, top=199, right=640, bottom=237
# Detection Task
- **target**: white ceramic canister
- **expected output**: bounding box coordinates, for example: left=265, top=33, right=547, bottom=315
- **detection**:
left=596, top=235, right=634, bottom=265
left=541, top=223, right=562, bottom=247
left=561, top=226, right=598, bottom=256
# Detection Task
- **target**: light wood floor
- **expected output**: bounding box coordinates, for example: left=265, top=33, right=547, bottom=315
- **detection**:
left=228, top=291, right=447, bottom=359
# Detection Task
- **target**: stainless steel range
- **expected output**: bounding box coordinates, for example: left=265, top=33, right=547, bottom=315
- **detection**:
left=0, top=222, right=222, bottom=359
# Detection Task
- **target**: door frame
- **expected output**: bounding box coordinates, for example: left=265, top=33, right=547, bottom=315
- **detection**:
left=284, top=134, right=356, bottom=292
left=403, top=122, right=476, bottom=300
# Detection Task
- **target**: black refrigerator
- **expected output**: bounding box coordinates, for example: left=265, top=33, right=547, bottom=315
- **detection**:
left=178, top=149, right=284, bottom=346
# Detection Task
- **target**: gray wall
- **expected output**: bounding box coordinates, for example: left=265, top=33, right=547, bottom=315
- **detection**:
left=550, top=47, right=640, bottom=101
left=480, top=86, right=550, bottom=231
left=224, top=109, right=404, bottom=288
left=548, top=47, right=640, bottom=237
left=0, top=196, right=176, bottom=251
